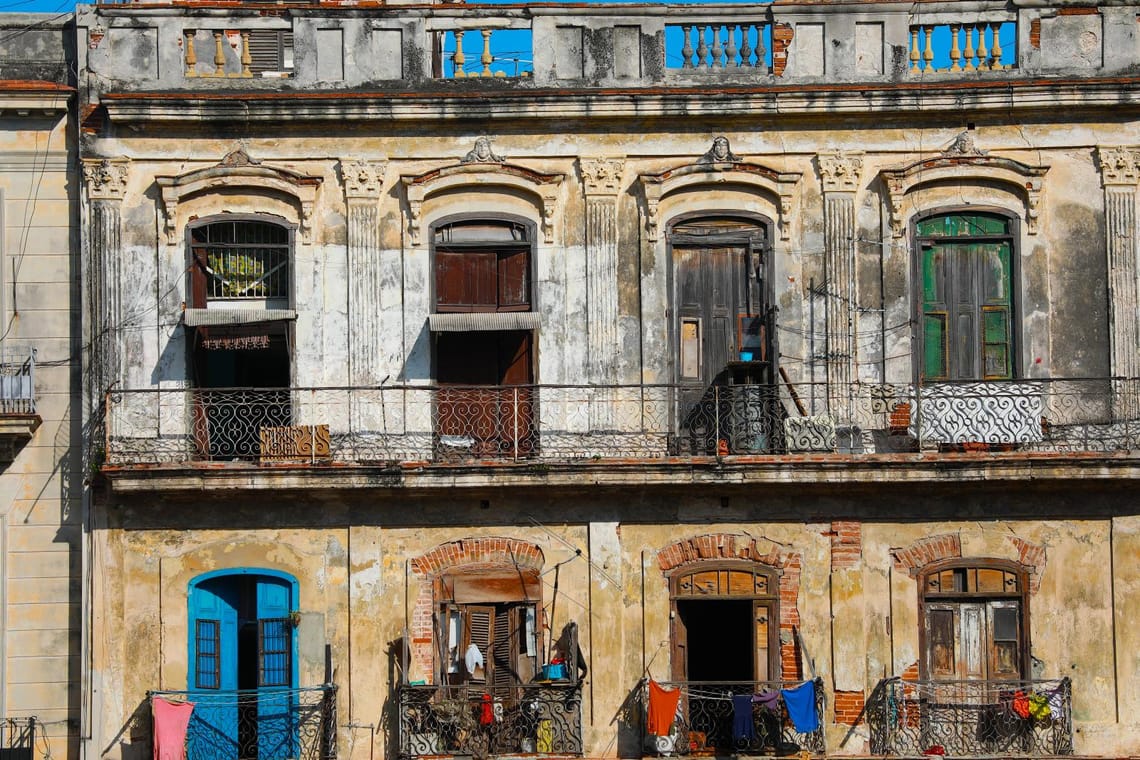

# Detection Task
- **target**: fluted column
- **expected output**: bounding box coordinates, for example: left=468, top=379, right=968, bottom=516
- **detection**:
left=342, top=160, right=388, bottom=387
left=581, top=158, right=624, bottom=429
left=1097, top=147, right=1140, bottom=385
left=82, top=158, right=129, bottom=404
left=818, top=151, right=863, bottom=418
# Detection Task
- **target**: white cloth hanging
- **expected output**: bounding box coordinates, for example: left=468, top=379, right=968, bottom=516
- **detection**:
left=464, top=643, right=484, bottom=676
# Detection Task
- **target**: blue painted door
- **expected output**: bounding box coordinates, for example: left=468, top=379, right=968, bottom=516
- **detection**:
left=189, top=577, right=241, bottom=759
left=189, top=573, right=296, bottom=760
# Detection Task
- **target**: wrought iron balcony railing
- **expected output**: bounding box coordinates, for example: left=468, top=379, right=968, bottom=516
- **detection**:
left=103, top=378, right=1140, bottom=466
left=640, top=679, right=826, bottom=757
left=867, top=677, right=1072, bottom=757
left=148, top=685, right=337, bottom=760
left=398, top=682, right=583, bottom=759
left=0, top=347, right=35, bottom=415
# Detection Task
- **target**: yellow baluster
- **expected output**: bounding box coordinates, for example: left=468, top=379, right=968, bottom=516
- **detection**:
left=212, top=31, right=226, bottom=77
left=480, top=29, right=493, bottom=77
left=949, top=25, right=961, bottom=71
left=185, top=30, right=198, bottom=77
left=976, top=22, right=990, bottom=70
left=453, top=30, right=466, bottom=78
left=989, top=22, right=1004, bottom=69
left=963, top=24, right=976, bottom=70
left=922, top=25, right=934, bottom=70
left=909, top=26, right=920, bottom=71
left=240, top=31, right=252, bottom=78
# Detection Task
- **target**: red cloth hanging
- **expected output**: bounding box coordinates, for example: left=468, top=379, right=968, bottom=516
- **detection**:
left=479, top=693, right=494, bottom=726
left=647, top=680, right=681, bottom=737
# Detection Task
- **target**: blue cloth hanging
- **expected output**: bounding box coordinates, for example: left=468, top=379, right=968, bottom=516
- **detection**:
left=780, top=681, right=819, bottom=733
left=732, top=694, right=755, bottom=741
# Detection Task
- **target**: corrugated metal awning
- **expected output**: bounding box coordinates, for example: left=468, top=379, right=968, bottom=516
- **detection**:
left=183, top=308, right=297, bottom=327
left=427, top=312, right=541, bottom=332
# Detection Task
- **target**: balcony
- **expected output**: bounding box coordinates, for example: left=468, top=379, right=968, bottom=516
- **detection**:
left=0, top=346, right=38, bottom=464
left=103, top=378, right=1140, bottom=467
left=867, top=677, right=1073, bottom=757
left=148, top=685, right=337, bottom=760
left=397, top=682, right=583, bottom=759
left=640, top=679, right=826, bottom=757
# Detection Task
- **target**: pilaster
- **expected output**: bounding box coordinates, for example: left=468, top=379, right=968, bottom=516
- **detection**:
left=82, top=157, right=128, bottom=401
left=818, top=151, right=862, bottom=416
left=342, top=159, right=388, bottom=386
left=582, top=158, right=624, bottom=426
left=1097, top=146, right=1140, bottom=381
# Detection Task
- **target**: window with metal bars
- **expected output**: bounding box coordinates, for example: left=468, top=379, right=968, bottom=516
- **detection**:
left=189, top=219, right=291, bottom=304
left=258, top=617, right=292, bottom=687
left=195, top=619, right=221, bottom=689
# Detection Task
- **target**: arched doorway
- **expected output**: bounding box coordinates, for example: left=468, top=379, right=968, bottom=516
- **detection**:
left=188, top=569, right=298, bottom=759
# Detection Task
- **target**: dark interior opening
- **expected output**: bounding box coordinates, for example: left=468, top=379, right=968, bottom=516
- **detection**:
left=678, top=598, right=754, bottom=681
left=435, top=330, right=532, bottom=386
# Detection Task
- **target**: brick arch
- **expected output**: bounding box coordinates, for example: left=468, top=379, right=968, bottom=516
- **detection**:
left=891, top=533, right=1046, bottom=594
left=408, top=537, right=545, bottom=683
left=657, top=533, right=804, bottom=679
left=411, top=537, right=545, bottom=577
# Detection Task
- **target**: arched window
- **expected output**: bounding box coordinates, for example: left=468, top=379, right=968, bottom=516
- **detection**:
left=189, top=218, right=291, bottom=307
left=920, top=561, right=1028, bottom=681
left=670, top=562, right=780, bottom=682
left=433, top=218, right=533, bottom=313
left=917, top=212, right=1016, bottom=381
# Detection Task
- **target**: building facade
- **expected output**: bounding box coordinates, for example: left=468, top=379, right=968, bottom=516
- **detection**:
left=76, top=2, right=1140, bottom=760
left=0, top=15, right=81, bottom=760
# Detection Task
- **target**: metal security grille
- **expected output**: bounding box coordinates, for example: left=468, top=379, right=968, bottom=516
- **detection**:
left=259, top=618, right=291, bottom=687
left=195, top=620, right=221, bottom=689
left=191, top=221, right=290, bottom=301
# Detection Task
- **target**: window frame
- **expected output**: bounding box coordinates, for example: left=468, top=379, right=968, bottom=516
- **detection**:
left=665, top=212, right=775, bottom=387
left=912, top=207, right=1021, bottom=383
left=916, top=557, right=1031, bottom=681
left=186, top=214, right=296, bottom=310
left=667, top=560, right=782, bottom=682
left=429, top=214, right=537, bottom=314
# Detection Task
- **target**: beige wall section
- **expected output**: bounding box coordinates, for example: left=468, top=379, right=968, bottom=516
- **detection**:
left=0, top=105, right=78, bottom=760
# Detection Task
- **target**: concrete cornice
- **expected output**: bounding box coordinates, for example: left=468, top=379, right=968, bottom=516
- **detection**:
left=101, top=452, right=1140, bottom=495
left=98, top=78, right=1140, bottom=124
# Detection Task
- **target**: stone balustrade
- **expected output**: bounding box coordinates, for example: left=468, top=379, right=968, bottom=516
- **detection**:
left=77, top=0, right=1140, bottom=92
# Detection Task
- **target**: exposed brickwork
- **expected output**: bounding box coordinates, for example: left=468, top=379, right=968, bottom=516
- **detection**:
left=834, top=690, right=866, bottom=725
left=409, top=537, right=546, bottom=683
left=1029, top=18, right=1042, bottom=49
left=890, top=533, right=962, bottom=574
left=900, top=661, right=920, bottom=682
left=772, top=24, right=794, bottom=77
left=830, top=521, right=862, bottom=570
left=659, top=533, right=803, bottom=676
left=1010, top=536, right=1047, bottom=594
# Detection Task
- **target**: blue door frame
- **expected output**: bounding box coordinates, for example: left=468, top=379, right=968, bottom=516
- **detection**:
left=188, top=569, right=299, bottom=760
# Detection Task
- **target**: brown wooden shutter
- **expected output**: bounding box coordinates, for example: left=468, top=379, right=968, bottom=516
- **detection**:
left=247, top=30, right=294, bottom=73
left=464, top=605, right=494, bottom=683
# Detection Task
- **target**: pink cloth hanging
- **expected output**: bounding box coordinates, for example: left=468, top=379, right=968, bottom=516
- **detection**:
left=152, top=697, right=195, bottom=760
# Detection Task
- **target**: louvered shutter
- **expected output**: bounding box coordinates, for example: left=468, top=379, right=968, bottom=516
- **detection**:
left=491, top=608, right=513, bottom=690
left=246, top=30, right=294, bottom=74
left=464, top=605, right=494, bottom=683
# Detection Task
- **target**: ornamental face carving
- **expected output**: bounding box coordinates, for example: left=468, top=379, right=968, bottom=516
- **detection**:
left=943, top=131, right=987, bottom=157
left=461, top=136, right=505, bottom=164
left=1097, top=146, right=1140, bottom=186
left=82, top=158, right=129, bottom=201
left=341, top=159, right=387, bottom=199
left=699, top=135, right=740, bottom=164
left=580, top=157, right=625, bottom=196
left=818, top=151, right=864, bottom=193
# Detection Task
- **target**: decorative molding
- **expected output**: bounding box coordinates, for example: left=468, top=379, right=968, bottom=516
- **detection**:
left=580, top=157, right=625, bottom=197
left=155, top=150, right=322, bottom=244
left=878, top=154, right=1049, bottom=236
left=640, top=161, right=801, bottom=241
left=461, top=136, right=505, bottom=164
left=943, top=131, right=988, bottom=158
left=411, top=537, right=545, bottom=576
left=818, top=150, right=864, bottom=193
left=1097, top=145, right=1140, bottom=186
left=698, top=135, right=740, bottom=165
left=402, top=162, right=564, bottom=245
left=341, top=159, right=387, bottom=200
left=82, top=157, right=129, bottom=201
